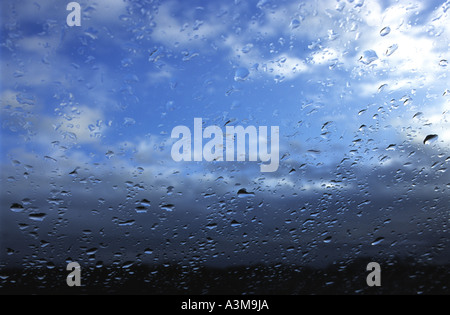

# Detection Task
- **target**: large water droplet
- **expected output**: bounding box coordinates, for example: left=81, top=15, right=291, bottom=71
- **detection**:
left=386, top=144, right=397, bottom=151
left=359, top=50, right=378, bottom=65
left=380, top=27, right=391, bottom=37
left=160, top=204, right=175, bottom=212
left=234, top=67, right=250, bottom=81
left=385, top=44, right=398, bottom=57
left=105, top=151, right=115, bottom=159
left=237, top=188, right=255, bottom=198
left=29, top=213, right=47, bottom=222
left=135, top=199, right=150, bottom=213
left=424, top=134, right=438, bottom=145
left=10, top=203, right=24, bottom=213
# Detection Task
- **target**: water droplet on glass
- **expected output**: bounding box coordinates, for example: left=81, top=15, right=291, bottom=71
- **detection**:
left=135, top=199, right=150, bottom=213
left=10, top=203, right=24, bottom=213
left=234, top=67, right=250, bottom=81
left=231, top=220, right=242, bottom=228
left=206, top=223, right=218, bottom=230
left=160, top=204, right=175, bottom=212
left=105, top=151, right=115, bottom=159
left=424, top=134, right=438, bottom=145
left=359, top=50, right=378, bottom=65
left=16, top=93, right=35, bottom=106
left=118, top=219, right=135, bottom=227
left=237, top=188, right=255, bottom=198
left=29, top=213, right=47, bottom=222
left=86, top=248, right=98, bottom=255
left=385, top=44, right=398, bottom=57
left=290, top=19, right=301, bottom=29
left=380, top=27, right=391, bottom=37
left=371, top=237, right=385, bottom=246
left=123, top=117, right=136, bottom=126
left=122, top=261, right=134, bottom=269
left=378, top=84, right=388, bottom=93
left=241, top=44, right=253, bottom=54
left=386, top=144, right=397, bottom=151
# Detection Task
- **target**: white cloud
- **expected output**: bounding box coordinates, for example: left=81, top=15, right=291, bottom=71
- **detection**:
left=151, top=1, right=226, bottom=48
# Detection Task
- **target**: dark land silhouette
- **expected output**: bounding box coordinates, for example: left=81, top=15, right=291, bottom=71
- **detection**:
left=0, top=257, right=449, bottom=295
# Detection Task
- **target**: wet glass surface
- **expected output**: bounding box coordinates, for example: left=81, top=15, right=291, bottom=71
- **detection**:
left=1, top=0, right=449, bottom=294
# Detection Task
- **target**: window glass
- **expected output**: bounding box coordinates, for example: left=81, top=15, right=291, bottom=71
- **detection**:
left=1, top=0, right=449, bottom=294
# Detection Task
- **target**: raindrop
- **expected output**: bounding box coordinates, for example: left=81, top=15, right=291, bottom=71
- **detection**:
left=237, top=188, right=255, bottom=198
left=118, top=219, right=135, bottom=227
left=290, top=19, right=301, bottom=29
left=231, top=220, right=242, bottom=228
left=122, top=261, right=134, bottom=269
left=234, top=67, right=250, bottom=81
left=359, top=50, right=378, bottom=65
left=139, top=199, right=151, bottom=207
left=380, top=27, right=391, bottom=36
left=121, top=58, right=133, bottom=67
left=105, top=151, right=115, bottom=159
left=135, top=206, right=148, bottom=214
left=371, top=237, right=385, bottom=246
left=123, top=117, right=136, bottom=126
left=206, top=223, right=218, bottom=230
left=86, top=248, right=98, bottom=255
left=378, top=84, right=388, bottom=93
left=12, top=160, right=21, bottom=166
left=424, top=134, right=438, bottom=145
left=160, top=204, right=175, bottom=212
left=386, top=144, right=397, bottom=151
left=44, top=156, right=57, bottom=162
left=135, top=199, right=150, bottom=213
left=29, top=213, right=47, bottom=222
left=336, top=1, right=345, bottom=11
left=10, top=203, right=24, bottom=213
left=385, top=44, right=398, bottom=57
left=16, top=93, right=35, bottom=106
left=358, top=109, right=367, bottom=115
left=241, top=44, right=253, bottom=54
left=69, top=167, right=79, bottom=176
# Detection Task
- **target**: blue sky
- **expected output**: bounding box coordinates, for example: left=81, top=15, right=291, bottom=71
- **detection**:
left=1, top=0, right=449, bottom=269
